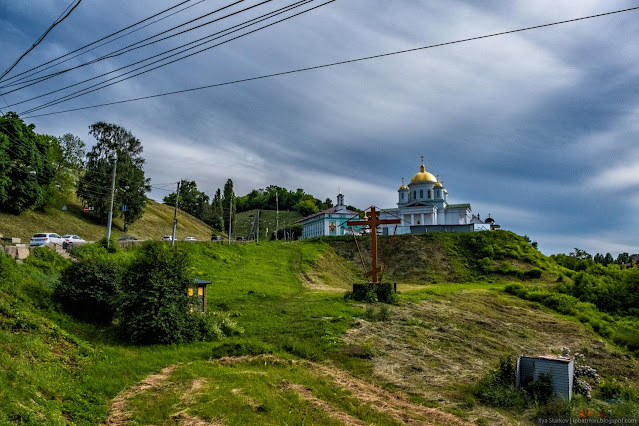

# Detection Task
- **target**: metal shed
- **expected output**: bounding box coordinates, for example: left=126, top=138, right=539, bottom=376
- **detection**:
left=517, top=355, right=574, bottom=400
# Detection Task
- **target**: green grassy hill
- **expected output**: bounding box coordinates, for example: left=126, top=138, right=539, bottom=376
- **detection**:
left=0, top=199, right=213, bottom=243
left=232, top=209, right=302, bottom=239
left=1, top=232, right=637, bottom=424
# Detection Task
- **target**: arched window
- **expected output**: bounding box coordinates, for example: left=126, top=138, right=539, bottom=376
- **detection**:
left=437, top=190, right=440, bottom=198
left=427, top=190, right=431, bottom=198
left=401, top=192, right=405, bottom=200
left=413, top=191, right=416, bottom=199
left=419, top=189, right=423, bottom=199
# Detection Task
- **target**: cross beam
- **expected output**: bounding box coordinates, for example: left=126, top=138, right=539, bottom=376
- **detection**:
left=347, top=206, right=401, bottom=283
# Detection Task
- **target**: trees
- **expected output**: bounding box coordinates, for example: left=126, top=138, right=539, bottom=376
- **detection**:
left=163, top=179, right=210, bottom=219
left=222, top=179, right=236, bottom=231
left=77, top=122, right=149, bottom=227
left=0, top=112, right=57, bottom=213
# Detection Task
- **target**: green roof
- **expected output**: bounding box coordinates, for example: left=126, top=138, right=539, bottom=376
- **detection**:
left=193, top=278, right=211, bottom=285
left=447, top=203, right=471, bottom=209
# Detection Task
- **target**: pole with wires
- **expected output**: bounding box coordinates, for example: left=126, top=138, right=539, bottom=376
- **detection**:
left=106, top=152, right=117, bottom=247
left=171, top=180, right=180, bottom=246
left=275, top=190, right=279, bottom=241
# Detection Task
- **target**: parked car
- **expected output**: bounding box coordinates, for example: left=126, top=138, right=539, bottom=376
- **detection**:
left=184, top=236, right=197, bottom=242
left=211, top=235, right=223, bottom=241
left=61, top=234, right=86, bottom=249
left=236, top=236, right=247, bottom=241
left=30, top=233, right=64, bottom=246
left=118, top=235, right=138, bottom=241
left=162, top=235, right=173, bottom=241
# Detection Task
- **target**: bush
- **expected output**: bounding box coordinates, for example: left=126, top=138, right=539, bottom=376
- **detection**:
left=474, top=355, right=529, bottom=409
left=54, top=258, right=121, bottom=324
left=524, top=373, right=553, bottom=405
left=118, top=242, right=200, bottom=344
left=24, top=246, right=71, bottom=275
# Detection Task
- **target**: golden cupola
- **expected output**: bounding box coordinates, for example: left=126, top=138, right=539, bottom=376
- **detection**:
left=398, top=177, right=408, bottom=191
left=434, top=175, right=443, bottom=188
left=410, top=157, right=437, bottom=184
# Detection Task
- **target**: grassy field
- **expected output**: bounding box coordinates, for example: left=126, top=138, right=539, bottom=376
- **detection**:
left=0, top=198, right=213, bottom=243
left=1, top=233, right=637, bottom=424
left=233, top=209, right=302, bottom=239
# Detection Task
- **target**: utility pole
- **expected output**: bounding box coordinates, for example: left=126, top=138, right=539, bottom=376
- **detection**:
left=275, top=190, right=279, bottom=241
left=283, top=219, right=286, bottom=241
left=228, top=195, right=233, bottom=244
left=106, top=153, right=117, bottom=247
left=256, top=209, right=260, bottom=244
left=171, top=181, right=181, bottom=247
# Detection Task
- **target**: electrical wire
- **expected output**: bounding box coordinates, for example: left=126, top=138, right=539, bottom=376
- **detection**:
left=0, top=0, right=209, bottom=88
left=0, top=0, right=249, bottom=93
left=22, top=5, right=639, bottom=119
left=4, top=0, right=312, bottom=109
left=0, top=0, right=83, bottom=81
left=19, top=0, right=334, bottom=116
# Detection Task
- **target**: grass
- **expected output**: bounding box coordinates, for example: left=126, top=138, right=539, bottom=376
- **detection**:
left=0, top=231, right=637, bottom=424
left=232, top=209, right=302, bottom=239
left=0, top=198, right=212, bottom=243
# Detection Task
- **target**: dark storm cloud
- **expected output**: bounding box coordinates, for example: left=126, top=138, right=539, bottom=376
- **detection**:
left=1, top=0, right=638, bottom=255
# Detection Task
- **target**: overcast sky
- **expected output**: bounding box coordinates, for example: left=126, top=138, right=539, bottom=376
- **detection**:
left=1, top=0, right=638, bottom=255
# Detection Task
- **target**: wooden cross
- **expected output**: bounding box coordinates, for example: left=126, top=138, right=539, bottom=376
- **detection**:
left=347, top=206, right=401, bottom=283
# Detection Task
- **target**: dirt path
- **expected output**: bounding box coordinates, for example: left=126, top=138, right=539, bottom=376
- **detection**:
left=104, top=363, right=181, bottom=425
left=105, top=355, right=470, bottom=425
left=218, top=355, right=471, bottom=426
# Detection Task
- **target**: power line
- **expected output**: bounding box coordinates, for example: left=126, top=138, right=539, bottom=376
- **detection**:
left=0, top=0, right=199, bottom=86
left=5, top=0, right=312, bottom=109
left=23, top=5, right=639, bottom=119
left=19, top=1, right=334, bottom=116
left=0, top=0, right=249, bottom=93
left=0, top=0, right=83, bottom=81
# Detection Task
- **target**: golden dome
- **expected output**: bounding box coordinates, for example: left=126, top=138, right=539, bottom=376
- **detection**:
left=398, top=177, right=408, bottom=191
left=434, top=181, right=443, bottom=188
left=410, top=163, right=437, bottom=184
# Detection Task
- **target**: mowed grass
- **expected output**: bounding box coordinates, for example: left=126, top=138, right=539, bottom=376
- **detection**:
left=126, top=357, right=403, bottom=426
left=2, top=236, right=638, bottom=424
left=0, top=198, right=212, bottom=243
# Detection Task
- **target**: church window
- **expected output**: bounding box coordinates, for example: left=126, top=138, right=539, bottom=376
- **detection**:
left=413, top=191, right=416, bottom=199
left=419, top=189, right=423, bottom=199
left=427, top=190, right=431, bottom=198
left=401, top=192, right=405, bottom=200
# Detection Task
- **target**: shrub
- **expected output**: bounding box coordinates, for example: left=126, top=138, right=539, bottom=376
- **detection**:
left=54, top=258, right=121, bottom=324
left=524, top=373, right=553, bottom=405
left=378, top=305, right=392, bottom=322
left=474, top=355, right=528, bottom=409
left=24, top=246, right=71, bottom=275
left=118, top=242, right=200, bottom=344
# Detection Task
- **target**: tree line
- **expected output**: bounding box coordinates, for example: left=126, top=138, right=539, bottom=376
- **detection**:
left=1, top=113, right=151, bottom=230
left=163, top=183, right=341, bottom=233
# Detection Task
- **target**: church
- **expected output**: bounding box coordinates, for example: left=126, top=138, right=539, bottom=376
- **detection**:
left=378, top=157, right=490, bottom=235
left=297, top=190, right=361, bottom=239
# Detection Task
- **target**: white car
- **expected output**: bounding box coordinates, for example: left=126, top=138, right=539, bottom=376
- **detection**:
left=61, top=234, right=86, bottom=248
left=162, top=235, right=173, bottom=241
left=184, top=237, right=197, bottom=242
left=30, top=233, right=64, bottom=246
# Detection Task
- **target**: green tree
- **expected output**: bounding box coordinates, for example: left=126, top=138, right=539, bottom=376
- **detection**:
left=163, top=179, right=210, bottom=219
left=222, top=179, right=235, bottom=231
left=118, top=242, right=195, bottom=344
left=0, top=112, right=56, bottom=213
left=77, top=122, right=149, bottom=227
left=210, top=187, right=225, bottom=232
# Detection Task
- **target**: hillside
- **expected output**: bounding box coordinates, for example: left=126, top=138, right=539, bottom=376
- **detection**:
left=0, top=232, right=637, bottom=424
left=0, top=199, right=213, bottom=243
left=232, top=209, right=302, bottom=239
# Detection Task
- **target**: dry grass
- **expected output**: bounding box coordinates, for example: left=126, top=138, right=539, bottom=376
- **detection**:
left=343, top=290, right=639, bottom=424
left=0, top=198, right=212, bottom=243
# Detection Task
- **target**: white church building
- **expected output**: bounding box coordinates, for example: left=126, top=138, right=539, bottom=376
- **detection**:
left=379, top=158, right=481, bottom=235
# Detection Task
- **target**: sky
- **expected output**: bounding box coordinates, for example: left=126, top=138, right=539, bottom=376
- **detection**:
left=0, top=0, right=638, bottom=256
